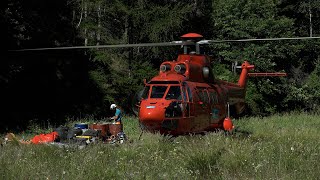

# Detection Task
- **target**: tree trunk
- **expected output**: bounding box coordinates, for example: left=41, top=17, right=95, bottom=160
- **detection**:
left=97, top=3, right=101, bottom=45
left=84, top=2, right=88, bottom=46
left=309, top=1, right=312, bottom=37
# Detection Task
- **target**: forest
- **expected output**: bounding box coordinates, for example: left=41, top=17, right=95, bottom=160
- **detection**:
left=2, top=0, right=320, bottom=131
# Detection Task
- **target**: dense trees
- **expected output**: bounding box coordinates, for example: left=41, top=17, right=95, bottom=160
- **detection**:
left=2, top=0, right=320, bottom=130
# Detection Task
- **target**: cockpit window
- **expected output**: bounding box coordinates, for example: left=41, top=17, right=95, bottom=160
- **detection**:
left=150, top=86, right=168, bottom=98
left=165, top=86, right=182, bottom=100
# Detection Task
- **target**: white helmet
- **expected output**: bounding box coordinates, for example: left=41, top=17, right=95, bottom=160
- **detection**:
left=110, top=104, right=117, bottom=110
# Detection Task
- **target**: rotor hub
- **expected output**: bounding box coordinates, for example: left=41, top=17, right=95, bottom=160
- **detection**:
left=180, top=33, right=203, bottom=39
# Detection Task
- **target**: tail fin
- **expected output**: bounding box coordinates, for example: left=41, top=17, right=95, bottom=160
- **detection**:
left=234, top=61, right=287, bottom=115
left=238, top=61, right=255, bottom=88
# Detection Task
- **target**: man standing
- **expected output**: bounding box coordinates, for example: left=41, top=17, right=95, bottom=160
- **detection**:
left=110, top=104, right=122, bottom=124
left=110, top=103, right=125, bottom=143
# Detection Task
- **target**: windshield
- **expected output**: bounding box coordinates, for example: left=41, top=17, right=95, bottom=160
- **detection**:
left=165, top=86, right=182, bottom=100
left=150, top=86, right=168, bottom=98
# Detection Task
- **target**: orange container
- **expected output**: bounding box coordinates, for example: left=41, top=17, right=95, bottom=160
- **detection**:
left=109, top=124, right=123, bottom=136
left=89, top=123, right=109, bottom=138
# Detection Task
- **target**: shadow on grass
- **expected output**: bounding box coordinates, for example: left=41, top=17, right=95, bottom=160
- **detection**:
left=227, top=127, right=252, bottom=140
left=188, top=128, right=253, bottom=140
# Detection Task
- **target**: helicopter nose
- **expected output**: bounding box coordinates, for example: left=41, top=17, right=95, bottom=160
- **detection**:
left=139, top=105, right=165, bottom=132
left=139, top=105, right=165, bottom=122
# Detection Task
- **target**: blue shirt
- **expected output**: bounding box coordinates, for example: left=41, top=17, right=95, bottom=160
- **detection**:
left=115, top=108, right=122, bottom=122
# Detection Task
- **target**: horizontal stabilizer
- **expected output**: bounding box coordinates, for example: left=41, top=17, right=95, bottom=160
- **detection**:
left=248, top=73, right=287, bottom=77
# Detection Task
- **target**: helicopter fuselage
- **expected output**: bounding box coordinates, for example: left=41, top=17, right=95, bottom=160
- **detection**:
left=138, top=54, right=251, bottom=135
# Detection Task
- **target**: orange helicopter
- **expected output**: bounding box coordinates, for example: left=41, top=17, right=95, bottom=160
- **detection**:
left=136, top=33, right=288, bottom=135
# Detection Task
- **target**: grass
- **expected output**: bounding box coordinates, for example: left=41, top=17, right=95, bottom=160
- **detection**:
left=0, top=112, right=319, bottom=179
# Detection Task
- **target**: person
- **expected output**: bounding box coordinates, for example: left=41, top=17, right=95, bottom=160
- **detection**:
left=110, top=103, right=122, bottom=124
left=109, top=103, right=126, bottom=143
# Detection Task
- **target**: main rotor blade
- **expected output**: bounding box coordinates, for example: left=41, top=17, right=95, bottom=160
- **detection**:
left=199, top=36, right=320, bottom=44
left=9, top=41, right=188, bottom=51
left=10, top=36, right=320, bottom=51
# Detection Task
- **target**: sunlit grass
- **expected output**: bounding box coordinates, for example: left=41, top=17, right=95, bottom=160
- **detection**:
left=1, top=112, right=319, bottom=179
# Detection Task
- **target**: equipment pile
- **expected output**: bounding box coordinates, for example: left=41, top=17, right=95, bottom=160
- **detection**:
left=2, top=122, right=127, bottom=148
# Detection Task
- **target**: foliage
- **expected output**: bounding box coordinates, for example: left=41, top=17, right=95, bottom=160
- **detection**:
left=211, top=0, right=320, bottom=114
left=285, top=59, right=320, bottom=110
left=1, top=113, right=319, bottom=179
left=213, top=62, right=237, bottom=82
left=73, top=0, right=200, bottom=115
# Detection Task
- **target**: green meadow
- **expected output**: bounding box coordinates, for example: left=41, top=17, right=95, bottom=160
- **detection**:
left=1, top=113, right=319, bottom=179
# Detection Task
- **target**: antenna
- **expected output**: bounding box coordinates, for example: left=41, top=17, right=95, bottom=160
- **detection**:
left=227, top=102, right=230, bottom=118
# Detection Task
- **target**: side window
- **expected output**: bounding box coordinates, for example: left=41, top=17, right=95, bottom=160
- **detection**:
left=202, top=90, right=210, bottom=104
left=209, top=91, right=218, bottom=104
left=196, top=89, right=209, bottom=104
left=197, top=90, right=204, bottom=102
left=165, top=86, right=182, bottom=100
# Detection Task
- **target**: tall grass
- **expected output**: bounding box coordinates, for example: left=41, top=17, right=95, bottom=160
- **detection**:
left=0, top=113, right=319, bottom=179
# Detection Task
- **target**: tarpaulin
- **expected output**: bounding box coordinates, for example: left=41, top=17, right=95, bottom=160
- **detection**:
left=31, top=131, right=58, bottom=144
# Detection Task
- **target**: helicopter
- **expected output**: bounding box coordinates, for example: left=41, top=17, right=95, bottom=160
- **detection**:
left=135, top=33, right=290, bottom=135
left=12, top=33, right=320, bottom=135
